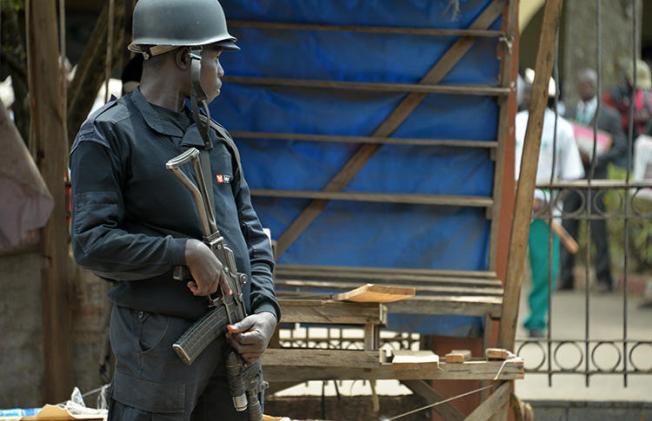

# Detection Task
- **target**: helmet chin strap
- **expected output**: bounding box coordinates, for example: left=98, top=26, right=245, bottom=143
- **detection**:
left=190, top=47, right=213, bottom=150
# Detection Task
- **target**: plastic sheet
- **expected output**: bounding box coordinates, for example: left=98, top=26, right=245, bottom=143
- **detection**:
left=214, top=0, right=501, bottom=336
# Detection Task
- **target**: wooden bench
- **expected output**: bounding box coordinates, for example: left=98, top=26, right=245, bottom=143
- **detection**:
left=267, top=298, right=522, bottom=379
left=266, top=295, right=523, bottom=421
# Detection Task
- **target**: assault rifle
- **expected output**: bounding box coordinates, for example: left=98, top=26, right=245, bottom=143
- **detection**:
left=166, top=147, right=264, bottom=421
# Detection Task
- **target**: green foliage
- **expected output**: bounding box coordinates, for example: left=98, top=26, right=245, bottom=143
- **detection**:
left=0, top=0, right=24, bottom=12
left=606, top=166, right=652, bottom=273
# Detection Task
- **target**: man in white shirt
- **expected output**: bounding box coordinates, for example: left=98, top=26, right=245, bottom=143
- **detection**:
left=515, top=70, right=585, bottom=337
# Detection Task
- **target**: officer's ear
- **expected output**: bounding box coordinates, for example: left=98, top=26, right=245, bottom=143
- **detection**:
left=175, top=47, right=190, bottom=70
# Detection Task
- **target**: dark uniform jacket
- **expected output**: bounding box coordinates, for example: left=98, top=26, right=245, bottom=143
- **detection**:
left=70, top=89, right=279, bottom=321
left=566, top=101, right=627, bottom=177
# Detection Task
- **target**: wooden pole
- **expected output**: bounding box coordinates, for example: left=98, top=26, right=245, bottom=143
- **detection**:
left=498, top=0, right=564, bottom=351
left=67, top=0, right=129, bottom=145
left=25, top=0, right=73, bottom=402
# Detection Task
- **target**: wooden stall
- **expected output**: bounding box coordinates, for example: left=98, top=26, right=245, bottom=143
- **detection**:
left=10, top=0, right=564, bottom=418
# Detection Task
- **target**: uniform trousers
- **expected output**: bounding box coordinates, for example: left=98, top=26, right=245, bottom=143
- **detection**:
left=524, top=220, right=560, bottom=332
left=560, top=191, right=613, bottom=288
left=107, top=305, right=254, bottom=421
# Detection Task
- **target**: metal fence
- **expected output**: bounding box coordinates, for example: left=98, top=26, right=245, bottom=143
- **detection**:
left=515, top=0, right=652, bottom=386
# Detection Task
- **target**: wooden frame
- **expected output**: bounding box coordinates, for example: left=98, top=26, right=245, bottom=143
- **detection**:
left=15, top=0, right=525, bottom=418
left=232, top=131, right=499, bottom=148
left=252, top=189, right=494, bottom=208
left=262, top=349, right=524, bottom=382
left=224, top=75, right=510, bottom=96
left=268, top=0, right=507, bottom=257
left=256, top=1, right=524, bottom=418
left=229, top=20, right=505, bottom=38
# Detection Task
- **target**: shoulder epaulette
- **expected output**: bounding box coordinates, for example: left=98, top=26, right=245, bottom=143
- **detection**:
left=88, top=96, right=121, bottom=122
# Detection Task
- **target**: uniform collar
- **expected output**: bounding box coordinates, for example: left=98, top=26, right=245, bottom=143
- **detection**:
left=130, top=88, right=187, bottom=138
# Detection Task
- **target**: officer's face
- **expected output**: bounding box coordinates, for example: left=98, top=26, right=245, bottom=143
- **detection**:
left=200, top=47, right=224, bottom=102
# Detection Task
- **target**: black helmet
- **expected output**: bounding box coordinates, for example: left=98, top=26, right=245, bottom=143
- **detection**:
left=129, top=0, right=239, bottom=58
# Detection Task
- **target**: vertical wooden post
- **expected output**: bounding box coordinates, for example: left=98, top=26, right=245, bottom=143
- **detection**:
left=26, top=0, right=73, bottom=402
left=498, top=0, right=564, bottom=351
left=491, top=0, right=519, bottom=283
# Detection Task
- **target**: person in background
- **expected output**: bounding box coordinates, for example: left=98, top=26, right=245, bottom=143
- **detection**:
left=603, top=59, right=652, bottom=144
left=515, top=69, right=585, bottom=338
left=560, top=69, right=626, bottom=293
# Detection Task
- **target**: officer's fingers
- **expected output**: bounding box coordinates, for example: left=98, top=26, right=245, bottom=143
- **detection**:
left=227, top=336, right=244, bottom=353
left=207, top=275, right=219, bottom=295
left=234, top=331, right=263, bottom=346
left=241, top=353, right=261, bottom=365
left=228, top=315, right=256, bottom=334
left=228, top=337, right=259, bottom=354
left=187, top=281, right=201, bottom=296
left=218, top=272, right=232, bottom=296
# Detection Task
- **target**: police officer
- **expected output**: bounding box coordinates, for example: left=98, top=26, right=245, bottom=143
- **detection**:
left=70, top=1, right=279, bottom=419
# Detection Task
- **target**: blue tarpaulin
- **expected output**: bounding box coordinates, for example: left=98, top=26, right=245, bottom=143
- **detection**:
left=213, top=0, right=501, bottom=336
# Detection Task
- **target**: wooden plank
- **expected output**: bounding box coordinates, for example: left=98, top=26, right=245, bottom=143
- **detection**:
left=388, top=296, right=503, bottom=318
left=261, top=349, right=524, bottom=382
left=277, top=264, right=498, bottom=279
left=276, top=293, right=503, bottom=318
left=264, top=364, right=523, bottom=382
left=485, top=348, right=511, bottom=360
left=225, top=76, right=510, bottom=96
left=276, top=276, right=503, bottom=289
left=333, top=284, right=416, bottom=303
left=25, top=0, right=73, bottom=402
left=392, top=350, right=439, bottom=369
left=279, top=298, right=387, bottom=325
left=229, top=20, right=504, bottom=38
left=275, top=0, right=506, bottom=257
left=499, top=0, right=564, bottom=351
left=402, top=380, right=466, bottom=421
left=465, top=382, right=511, bottom=421
left=445, top=350, right=473, bottom=363
left=252, top=189, right=493, bottom=208
left=276, top=279, right=503, bottom=296
left=364, top=323, right=380, bottom=351
left=232, top=131, right=499, bottom=148
left=264, top=349, right=382, bottom=368
left=275, top=271, right=502, bottom=287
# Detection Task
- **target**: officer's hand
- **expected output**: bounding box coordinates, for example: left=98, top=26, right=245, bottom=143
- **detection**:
left=226, top=312, right=277, bottom=365
left=184, top=239, right=232, bottom=297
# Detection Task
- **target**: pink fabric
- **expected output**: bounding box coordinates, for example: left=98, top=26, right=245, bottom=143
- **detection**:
left=0, top=105, right=53, bottom=250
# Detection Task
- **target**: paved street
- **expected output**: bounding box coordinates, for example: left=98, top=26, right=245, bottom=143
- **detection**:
left=515, top=285, right=652, bottom=401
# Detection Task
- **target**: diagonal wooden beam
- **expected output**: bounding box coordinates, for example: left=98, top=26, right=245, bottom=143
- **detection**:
left=498, top=0, right=563, bottom=351
left=275, top=0, right=506, bottom=256
left=464, top=382, right=510, bottom=421
left=402, top=380, right=466, bottom=421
